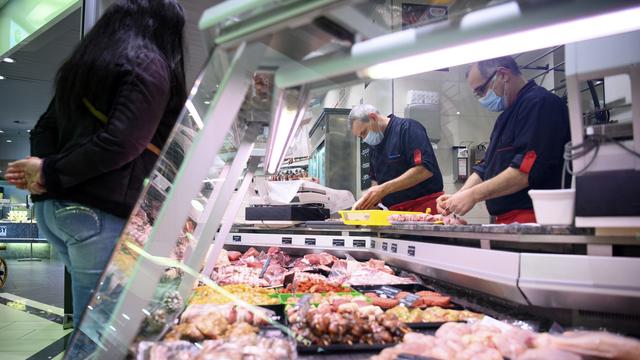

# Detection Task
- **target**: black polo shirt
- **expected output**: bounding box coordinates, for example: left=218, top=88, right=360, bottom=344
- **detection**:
left=369, top=114, right=443, bottom=207
left=473, top=81, right=570, bottom=215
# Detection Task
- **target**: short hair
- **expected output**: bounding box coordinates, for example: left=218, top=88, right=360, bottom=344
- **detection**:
left=349, top=104, right=379, bottom=127
left=465, top=56, right=521, bottom=79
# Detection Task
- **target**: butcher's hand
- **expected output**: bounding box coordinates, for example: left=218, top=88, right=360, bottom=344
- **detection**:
left=442, top=188, right=477, bottom=216
left=436, top=194, right=452, bottom=215
left=352, top=185, right=387, bottom=210
left=7, top=157, right=47, bottom=195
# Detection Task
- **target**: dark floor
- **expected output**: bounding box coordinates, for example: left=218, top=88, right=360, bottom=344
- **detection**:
left=2, top=260, right=65, bottom=308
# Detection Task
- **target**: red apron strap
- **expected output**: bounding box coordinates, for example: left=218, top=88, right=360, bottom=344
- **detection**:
left=495, top=209, right=537, bottom=224
left=389, top=192, right=444, bottom=214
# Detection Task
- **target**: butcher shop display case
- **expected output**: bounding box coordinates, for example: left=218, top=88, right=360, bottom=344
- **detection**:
left=64, top=1, right=640, bottom=359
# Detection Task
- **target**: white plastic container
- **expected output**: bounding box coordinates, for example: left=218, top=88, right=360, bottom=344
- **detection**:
left=528, top=189, right=576, bottom=225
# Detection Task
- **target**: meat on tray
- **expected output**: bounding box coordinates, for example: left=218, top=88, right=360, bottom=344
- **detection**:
left=389, top=213, right=468, bottom=225
left=372, top=320, right=640, bottom=360
left=287, top=299, right=410, bottom=347
left=138, top=335, right=296, bottom=360
left=365, top=290, right=452, bottom=308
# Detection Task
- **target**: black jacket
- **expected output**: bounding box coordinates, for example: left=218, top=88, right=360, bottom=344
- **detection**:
left=31, top=51, right=181, bottom=218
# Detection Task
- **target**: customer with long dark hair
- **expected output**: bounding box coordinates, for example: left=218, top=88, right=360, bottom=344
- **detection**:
left=6, top=0, right=186, bottom=328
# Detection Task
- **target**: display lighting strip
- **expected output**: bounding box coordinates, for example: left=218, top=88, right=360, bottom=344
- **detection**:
left=265, top=88, right=309, bottom=174
left=359, top=4, right=640, bottom=79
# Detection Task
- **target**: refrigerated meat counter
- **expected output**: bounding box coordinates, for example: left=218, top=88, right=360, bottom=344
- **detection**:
left=226, top=222, right=640, bottom=337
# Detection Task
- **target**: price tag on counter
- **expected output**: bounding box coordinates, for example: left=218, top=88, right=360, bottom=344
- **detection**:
left=332, top=239, right=345, bottom=247
left=382, top=242, right=388, bottom=251
left=232, top=235, right=241, bottom=243
left=391, top=243, right=397, bottom=253
left=371, top=240, right=376, bottom=249
left=353, top=239, right=366, bottom=248
left=305, top=238, right=316, bottom=246
left=400, top=294, right=420, bottom=307
left=408, top=245, right=416, bottom=257
left=282, top=237, right=292, bottom=245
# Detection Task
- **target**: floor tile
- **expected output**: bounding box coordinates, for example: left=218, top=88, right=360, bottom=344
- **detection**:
left=23, top=327, right=71, bottom=340
left=0, top=339, right=52, bottom=352
left=0, top=327, right=36, bottom=340
left=0, top=352, right=35, bottom=360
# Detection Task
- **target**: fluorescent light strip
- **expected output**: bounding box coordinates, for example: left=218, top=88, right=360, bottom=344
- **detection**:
left=363, top=6, right=640, bottom=79
left=2, top=58, right=15, bottom=63
left=267, top=107, right=298, bottom=174
left=185, top=99, right=205, bottom=129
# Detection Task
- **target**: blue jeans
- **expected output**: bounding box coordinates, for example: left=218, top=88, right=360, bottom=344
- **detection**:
left=35, top=199, right=126, bottom=328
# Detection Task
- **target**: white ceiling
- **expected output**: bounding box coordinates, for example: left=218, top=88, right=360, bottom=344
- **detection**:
left=0, top=1, right=219, bottom=164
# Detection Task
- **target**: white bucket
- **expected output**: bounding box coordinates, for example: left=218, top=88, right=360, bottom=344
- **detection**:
left=528, top=189, right=576, bottom=225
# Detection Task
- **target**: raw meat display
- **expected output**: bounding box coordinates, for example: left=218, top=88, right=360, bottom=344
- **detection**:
left=127, top=243, right=639, bottom=359
left=388, top=213, right=468, bottom=225
left=138, top=335, right=296, bottom=360
left=386, top=306, right=483, bottom=323
left=373, top=320, right=640, bottom=360
left=179, top=304, right=275, bottom=327
left=282, top=272, right=352, bottom=293
left=189, top=284, right=279, bottom=305
left=364, top=289, right=453, bottom=308
left=372, top=321, right=536, bottom=360
left=287, top=298, right=410, bottom=347
left=533, top=331, right=640, bottom=360
left=212, top=265, right=270, bottom=287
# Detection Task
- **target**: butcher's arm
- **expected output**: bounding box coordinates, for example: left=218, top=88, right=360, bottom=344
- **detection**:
left=380, top=165, right=431, bottom=195
left=459, top=172, right=483, bottom=192
left=471, top=167, right=528, bottom=202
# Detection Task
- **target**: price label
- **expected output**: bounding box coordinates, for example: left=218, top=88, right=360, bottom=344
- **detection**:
left=382, top=242, right=388, bottom=251
left=332, top=239, right=345, bottom=247
left=391, top=243, right=398, bottom=253
left=305, top=238, right=316, bottom=246
left=232, top=235, right=241, bottom=243
left=353, top=239, right=366, bottom=248
left=282, top=237, right=292, bottom=245
left=408, top=246, right=415, bottom=257
left=371, top=240, right=376, bottom=249
left=0, top=226, right=6, bottom=237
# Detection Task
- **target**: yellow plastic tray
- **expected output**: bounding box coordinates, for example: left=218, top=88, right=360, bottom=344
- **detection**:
left=339, top=210, right=423, bottom=226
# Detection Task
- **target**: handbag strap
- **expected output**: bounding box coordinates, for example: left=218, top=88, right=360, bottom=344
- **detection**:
left=82, top=98, right=161, bottom=156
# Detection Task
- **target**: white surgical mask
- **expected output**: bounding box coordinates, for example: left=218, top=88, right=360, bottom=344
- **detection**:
left=364, top=130, right=384, bottom=146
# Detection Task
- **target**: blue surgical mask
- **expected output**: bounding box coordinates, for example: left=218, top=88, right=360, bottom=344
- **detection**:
left=364, top=130, right=384, bottom=146
left=478, top=88, right=506, bottom=112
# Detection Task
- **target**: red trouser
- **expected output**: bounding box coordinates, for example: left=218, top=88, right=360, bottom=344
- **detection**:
left=389, top=192, right=444, bottom=214
left=495, top=209, right=537, bottom=224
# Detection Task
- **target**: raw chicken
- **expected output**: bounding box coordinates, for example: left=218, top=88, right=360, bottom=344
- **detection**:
left=534, top=331, right=640, bottom=360
left=516, top=348, right=583, bottom=360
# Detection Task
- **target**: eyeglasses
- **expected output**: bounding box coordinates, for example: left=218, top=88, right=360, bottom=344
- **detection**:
left=473, top=71, right=497, bottom=98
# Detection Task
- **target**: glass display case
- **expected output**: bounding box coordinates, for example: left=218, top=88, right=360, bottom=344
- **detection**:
left=64, top=1, right=640, bottom=359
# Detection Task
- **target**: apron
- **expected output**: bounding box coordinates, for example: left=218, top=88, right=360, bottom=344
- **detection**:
left=389, top=191, right=444, bottom=214
left=494, top=209, right=537, bottom=224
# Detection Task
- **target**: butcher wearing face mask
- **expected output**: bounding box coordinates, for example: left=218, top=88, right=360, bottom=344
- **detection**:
left=349, top=104, right=443, bottom=212
left=437, top=56, right=570, bottom=224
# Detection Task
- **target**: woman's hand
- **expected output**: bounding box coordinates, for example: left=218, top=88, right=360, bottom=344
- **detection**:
left=6, top=157, right=47, bottom=195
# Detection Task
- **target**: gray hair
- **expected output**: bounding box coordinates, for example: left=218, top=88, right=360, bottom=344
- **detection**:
left=349, top=104, right=379, bottom=127
left=465, top=56, right=521, bottom=79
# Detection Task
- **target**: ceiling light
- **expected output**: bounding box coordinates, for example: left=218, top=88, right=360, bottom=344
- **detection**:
left=2, top=58, right=15, bottom=63
left=0, top=75, right=4, bottom=80
left=204, top=100, right=211, bottom=104
left=6, top=140, right=12, bottom=143
left=361, top=5, right=640, bottom=79
left=0, top=129, right=4, bottom=133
